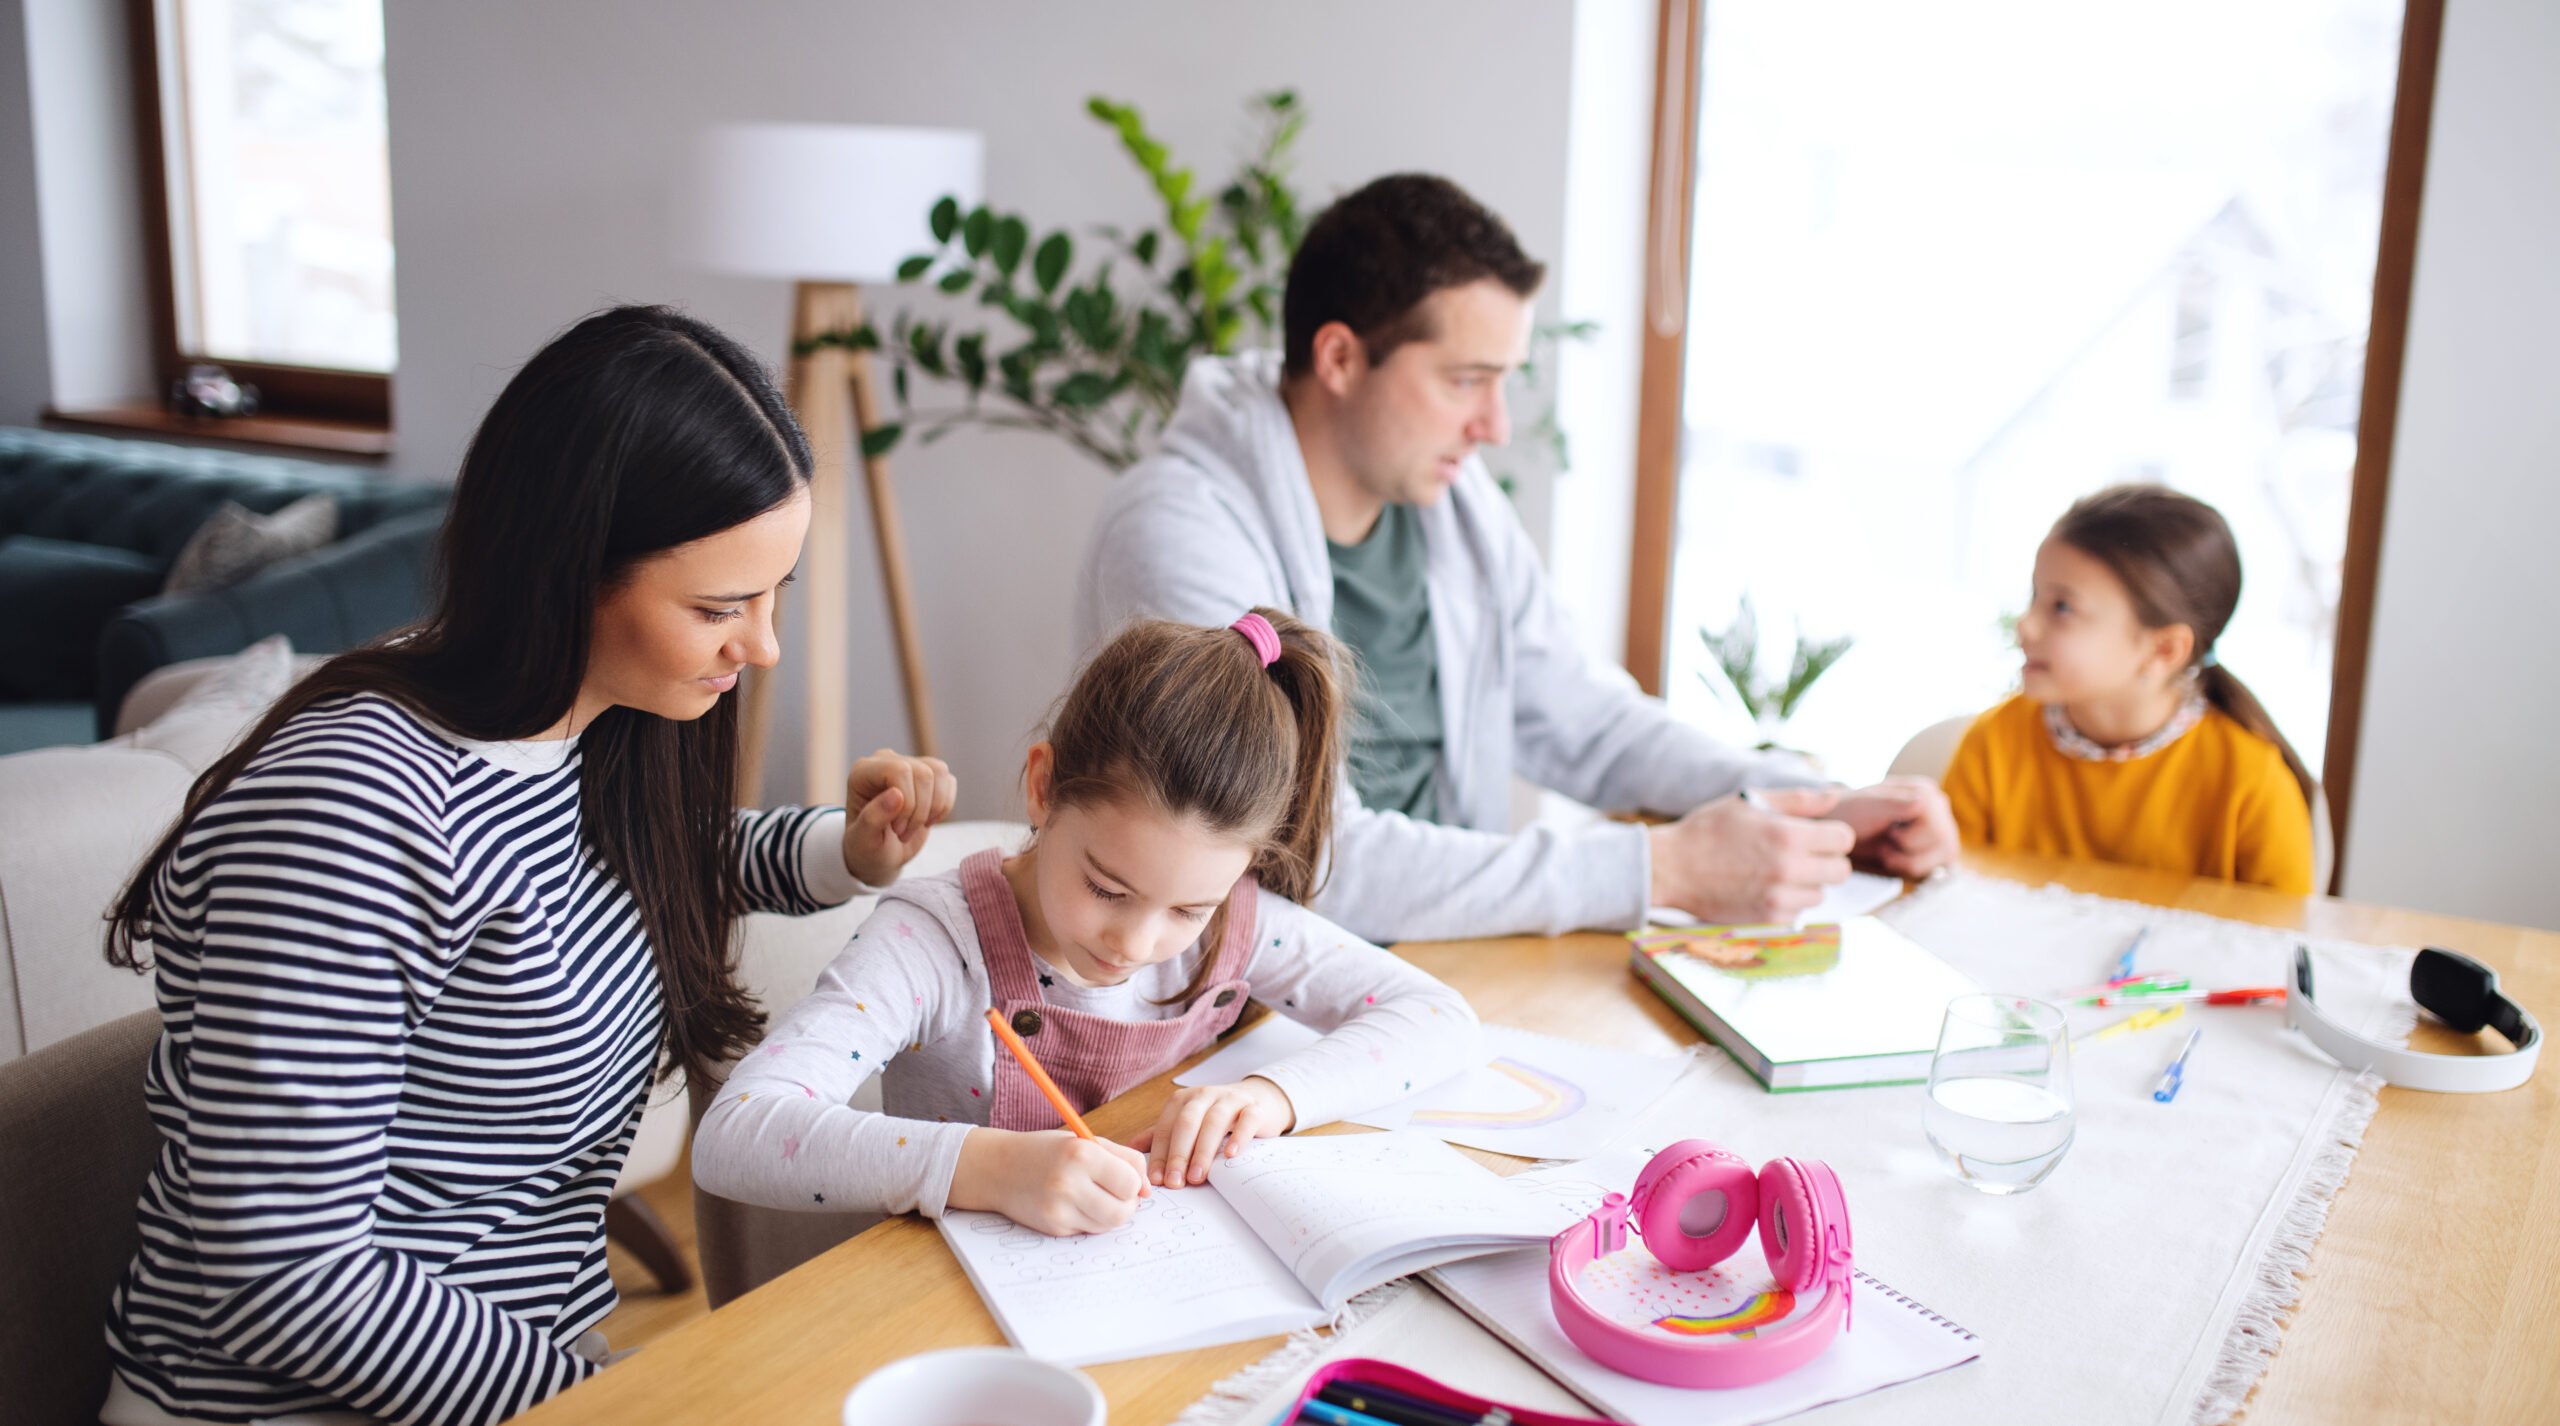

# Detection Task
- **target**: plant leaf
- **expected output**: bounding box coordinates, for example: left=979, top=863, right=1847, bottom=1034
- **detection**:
left=896, top=255, right=934, bottom=283
left=859, top=423, right=903, bottom=458
left=1053, top=371, right=1115, bottom=409
left=1033, top=232, right=1072, bottom=294
left=936, top=269, right=974, bottom=295
left=962, top=206, right=992, bottom=258
left=929, top=197, right=960, bottom=244
left=992, top=216, right=1028, bottom=276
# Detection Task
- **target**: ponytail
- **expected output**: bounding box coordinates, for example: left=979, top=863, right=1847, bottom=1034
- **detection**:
left=2200, top=662, right=2317, bottom=814
left=1250, top=613, right=1346, bottom=906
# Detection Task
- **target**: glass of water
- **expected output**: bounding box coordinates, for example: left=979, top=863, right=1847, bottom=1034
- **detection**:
left=1925, top=994, right=2075, bottom=1194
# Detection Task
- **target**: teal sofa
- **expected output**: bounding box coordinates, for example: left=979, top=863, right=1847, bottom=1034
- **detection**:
left=0, top=428, right=448, bottom=753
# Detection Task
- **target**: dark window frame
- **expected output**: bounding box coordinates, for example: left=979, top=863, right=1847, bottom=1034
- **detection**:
left=1625, top=0, right=2437, bottom=891
left=125, top=0, right=392, bottom=430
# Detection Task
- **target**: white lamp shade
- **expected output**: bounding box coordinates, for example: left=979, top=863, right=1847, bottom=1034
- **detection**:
left=677, top=123, right=985, bottom=283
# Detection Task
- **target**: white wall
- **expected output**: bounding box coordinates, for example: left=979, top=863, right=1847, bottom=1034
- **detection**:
left=1547, top=0, right=1656, bottom=678
left=18, top=0, right=151, bottom=413
left=2339, top=0, right=2560, bottom=931
left=380, top=0, right=1582, bottom=819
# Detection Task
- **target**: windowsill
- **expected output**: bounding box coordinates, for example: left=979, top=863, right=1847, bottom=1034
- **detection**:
left=43, top=402, right=393, bottom=459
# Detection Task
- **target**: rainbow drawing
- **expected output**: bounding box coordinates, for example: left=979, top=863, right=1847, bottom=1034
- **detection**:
left=1408, top=1058, right=1588, bottom=1129
left=1652, top=1289, right=1796, bottom=1337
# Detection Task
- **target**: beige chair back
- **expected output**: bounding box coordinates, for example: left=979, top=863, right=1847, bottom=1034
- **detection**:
left=0, top=1009, right=162, bottom=1425
left=1888, top=713, right=1975, bottom=782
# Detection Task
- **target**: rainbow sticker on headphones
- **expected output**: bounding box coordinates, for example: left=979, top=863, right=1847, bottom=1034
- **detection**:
left=1654, top=1289, right=1798, bottom=1337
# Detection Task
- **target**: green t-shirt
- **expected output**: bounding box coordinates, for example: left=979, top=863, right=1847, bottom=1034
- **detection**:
left=1327, top=504, right=1444, bottom=821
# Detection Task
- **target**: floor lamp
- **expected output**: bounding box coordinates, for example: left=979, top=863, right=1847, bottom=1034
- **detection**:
left=681, top=123, right=983, bottom=804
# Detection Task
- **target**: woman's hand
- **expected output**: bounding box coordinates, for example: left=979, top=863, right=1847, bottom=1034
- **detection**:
left=1131, top=1077, right=1296, bottom=1187
left=841, top=749, right=956, bottom=887
left=951, top=1127, right=1150, bottom=1236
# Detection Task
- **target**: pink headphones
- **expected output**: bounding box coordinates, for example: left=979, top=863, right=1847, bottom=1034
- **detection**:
left=1546, top=1140, right=1853, bottom=1388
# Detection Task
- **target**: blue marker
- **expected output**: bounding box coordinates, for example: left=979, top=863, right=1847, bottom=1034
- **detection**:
left=2152, top=1027, right=2203, bottom=1103
left=2112, top=926, right=2151, bottom=982
left=1295, top=1399, right=1402, bottom=1426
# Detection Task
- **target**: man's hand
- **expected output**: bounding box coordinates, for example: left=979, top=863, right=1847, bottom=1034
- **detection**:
left=1647, top=787, right=1854, bottom=924
left=1825, top=776, right=1959, bottom=878
left=841, top=749, right=957, bottom=888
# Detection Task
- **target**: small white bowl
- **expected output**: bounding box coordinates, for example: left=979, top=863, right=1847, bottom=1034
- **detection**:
left=841, top=1346, right=1106, bottom=1426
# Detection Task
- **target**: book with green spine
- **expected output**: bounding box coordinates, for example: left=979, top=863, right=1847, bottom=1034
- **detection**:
left=1629, top=916, right=1978, bottom=1091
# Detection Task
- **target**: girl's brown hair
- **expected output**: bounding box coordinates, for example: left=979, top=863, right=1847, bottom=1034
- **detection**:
left=2049, top=484, right=2316, bottom=810
left=106, top=306, right=806, bottom=1088
left=1043, top=608, right=1347, bottom=1004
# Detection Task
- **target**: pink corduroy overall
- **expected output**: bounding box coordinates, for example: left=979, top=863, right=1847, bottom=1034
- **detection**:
left=956, top=848, right=1259, bottom=1131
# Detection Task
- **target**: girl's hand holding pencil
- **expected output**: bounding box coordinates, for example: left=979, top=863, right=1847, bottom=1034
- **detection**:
left=951, top=1127, right=1151, bottom=1236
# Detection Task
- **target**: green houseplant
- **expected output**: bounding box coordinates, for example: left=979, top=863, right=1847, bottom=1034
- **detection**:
left=803, top=89, right=1585, bottom=486
left=1698, top=595, right=1855, bottom=748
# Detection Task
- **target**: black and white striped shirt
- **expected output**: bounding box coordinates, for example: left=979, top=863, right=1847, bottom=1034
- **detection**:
left=104, top=693, right=851, bottom=1426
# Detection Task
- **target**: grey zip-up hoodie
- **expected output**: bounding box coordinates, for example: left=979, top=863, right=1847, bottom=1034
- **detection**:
left=1075, top=351, right=1813, bottom=943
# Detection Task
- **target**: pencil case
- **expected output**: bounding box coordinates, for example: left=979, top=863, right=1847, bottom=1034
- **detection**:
left=1274, top=1356, right=1612, bottom=1426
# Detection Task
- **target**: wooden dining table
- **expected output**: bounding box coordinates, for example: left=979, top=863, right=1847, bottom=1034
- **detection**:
left=513, top=849, right=2559, bottom=1425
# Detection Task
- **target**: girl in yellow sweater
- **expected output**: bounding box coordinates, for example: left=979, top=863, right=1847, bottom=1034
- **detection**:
left=1944, top=485, right=2316, bottom=894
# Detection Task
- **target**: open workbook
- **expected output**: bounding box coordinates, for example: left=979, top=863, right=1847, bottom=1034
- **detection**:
left=937, top=1131, right=1584, bottom=1366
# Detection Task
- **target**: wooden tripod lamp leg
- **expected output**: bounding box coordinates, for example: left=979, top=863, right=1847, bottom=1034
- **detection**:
left=842, top=284, right=939, bottom=760
left=785, top=281, right=861, bottom=807
left=739, top=282, right=941, bottom=809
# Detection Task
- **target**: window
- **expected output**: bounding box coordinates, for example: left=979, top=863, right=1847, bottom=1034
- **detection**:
left=133, top=0, right=395, bottom=429
left=1651, top=0, right=2403, bottom=787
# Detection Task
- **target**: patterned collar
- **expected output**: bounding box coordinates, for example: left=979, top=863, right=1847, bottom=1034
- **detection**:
left=2043, top=690, right=2207, bottom=763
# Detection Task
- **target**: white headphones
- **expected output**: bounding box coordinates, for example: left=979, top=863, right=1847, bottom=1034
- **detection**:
left=2289, top=946, right=2540, bottom=1093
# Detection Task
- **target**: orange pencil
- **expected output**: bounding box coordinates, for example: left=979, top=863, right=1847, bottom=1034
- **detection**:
left=985, top=1008, right=1095, bottom=1140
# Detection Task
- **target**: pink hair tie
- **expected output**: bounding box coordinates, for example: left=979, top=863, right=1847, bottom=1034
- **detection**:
left=1231, top=612, right=1282, bottom=669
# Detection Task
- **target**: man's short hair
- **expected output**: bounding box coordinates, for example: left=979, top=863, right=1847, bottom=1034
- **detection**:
left=1282, top=174, right=1545, bottom=379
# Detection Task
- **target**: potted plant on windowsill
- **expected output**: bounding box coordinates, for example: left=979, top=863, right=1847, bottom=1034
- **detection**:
left=1698, top=595, right=1854, bottom=763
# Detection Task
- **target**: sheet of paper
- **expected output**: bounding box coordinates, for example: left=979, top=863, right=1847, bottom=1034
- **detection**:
left=1208, top=1131, right=1579, bottom=1306
left=938, top=1184, right=1320, bottom=1366
left=1350, top=1024, right=1698, bottom=1160
left=1648, top=868, right=1907, bottom=930
left=1182, top=1020, right=1698, bottom=1161
left=1176, top=1013, right=1324, bottom=1089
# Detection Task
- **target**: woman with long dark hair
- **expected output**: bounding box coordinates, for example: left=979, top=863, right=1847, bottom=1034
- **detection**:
left=96, top=306, right=953, bottom=1426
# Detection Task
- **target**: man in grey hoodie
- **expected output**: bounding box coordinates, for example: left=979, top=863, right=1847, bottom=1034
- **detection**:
left=1075, top=174, right=1957, bottom=943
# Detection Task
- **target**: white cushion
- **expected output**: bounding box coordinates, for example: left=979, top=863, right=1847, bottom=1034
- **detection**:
left=0, top=638, right=302, bottom=1061
left=118, top=635, right=299, bottom=770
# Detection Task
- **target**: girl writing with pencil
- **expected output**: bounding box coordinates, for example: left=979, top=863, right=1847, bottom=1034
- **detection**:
left=694, top=610, right=1481, bottom=1235
left=1943, top=484, right=2316, bottom=893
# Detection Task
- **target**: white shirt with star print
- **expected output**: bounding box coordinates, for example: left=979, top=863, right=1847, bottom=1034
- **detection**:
left=691, top=867, right=1481, bottom=1219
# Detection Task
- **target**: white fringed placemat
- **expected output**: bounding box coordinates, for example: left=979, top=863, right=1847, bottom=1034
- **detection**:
left=1175, top=872, right=2415, bottom=1426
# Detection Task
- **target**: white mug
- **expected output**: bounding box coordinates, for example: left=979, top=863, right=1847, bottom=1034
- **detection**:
left=840, top=1346, right=1106, bottom=1426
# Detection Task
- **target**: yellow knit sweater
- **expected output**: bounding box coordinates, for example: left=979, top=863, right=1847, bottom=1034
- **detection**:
left=1943, top=694, right=2314, bottom=894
